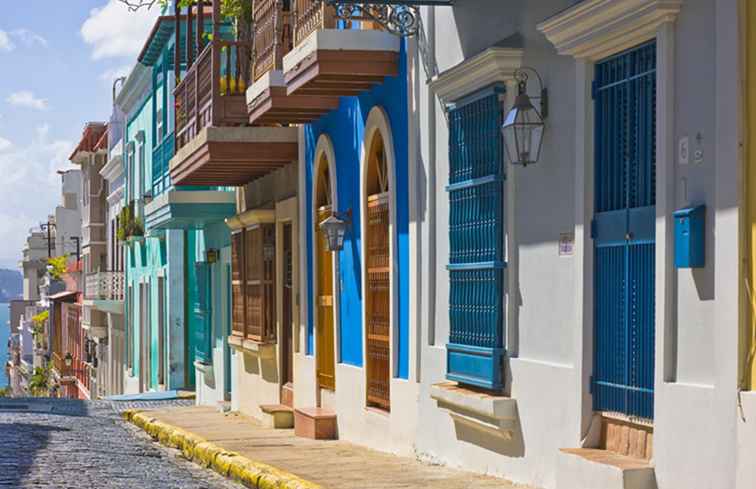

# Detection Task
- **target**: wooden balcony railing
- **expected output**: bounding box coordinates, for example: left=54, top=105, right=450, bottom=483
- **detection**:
left=174, top=39, right=253, bottom=151
left=253, top=0, right=293, bottom=81
left=292, top=0, right=336, bottom=46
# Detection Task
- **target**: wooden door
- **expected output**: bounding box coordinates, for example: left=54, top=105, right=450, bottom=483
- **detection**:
left=281, top=222, right=294, bottom=388
left=316, top=205, right=336, bottom=391
left=366, top=193, right=390, bottom=410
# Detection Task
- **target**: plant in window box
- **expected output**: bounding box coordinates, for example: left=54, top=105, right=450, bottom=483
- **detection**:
left=117, top=204, right=144, bottom=242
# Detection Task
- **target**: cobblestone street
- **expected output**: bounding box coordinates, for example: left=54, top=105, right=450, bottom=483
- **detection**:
left=0, top=398, right=242, bottom=489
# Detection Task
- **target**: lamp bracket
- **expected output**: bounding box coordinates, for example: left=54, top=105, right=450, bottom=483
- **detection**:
left=514, top=67, right=548, bottom=119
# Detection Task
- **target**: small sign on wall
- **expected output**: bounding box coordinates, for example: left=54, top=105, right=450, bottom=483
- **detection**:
left=559, top=232, right=575, bottom=257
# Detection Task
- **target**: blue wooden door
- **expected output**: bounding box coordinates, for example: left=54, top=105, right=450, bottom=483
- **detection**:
left=592, top=41, right=656, bottom=420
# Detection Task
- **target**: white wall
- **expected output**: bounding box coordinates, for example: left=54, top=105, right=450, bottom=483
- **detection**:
left=413, top=1, right=744, bottom=488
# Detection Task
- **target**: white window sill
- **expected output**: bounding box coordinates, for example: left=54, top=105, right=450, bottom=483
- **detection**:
left=430, top=382, right=518, bottom=440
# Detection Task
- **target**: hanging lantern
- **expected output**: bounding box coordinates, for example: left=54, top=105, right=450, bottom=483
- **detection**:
left=502, top=68, right=548, bottom=167
left=319, top=212, right=350, bottom=252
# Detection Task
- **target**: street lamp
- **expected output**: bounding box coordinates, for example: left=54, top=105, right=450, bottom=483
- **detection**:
left=319, top=211, right=351, bottom=252
left=502, top=67, right=548, bottom=167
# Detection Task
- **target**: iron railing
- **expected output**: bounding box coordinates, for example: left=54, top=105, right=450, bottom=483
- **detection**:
left=85, top=272, right=125, bottom=301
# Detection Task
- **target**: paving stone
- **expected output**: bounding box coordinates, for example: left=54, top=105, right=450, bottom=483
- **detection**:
left=0, top=398, right=241, bottom=489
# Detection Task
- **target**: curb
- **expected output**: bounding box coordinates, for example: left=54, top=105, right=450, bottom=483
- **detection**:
left=122, top=409, right=322, bottom=489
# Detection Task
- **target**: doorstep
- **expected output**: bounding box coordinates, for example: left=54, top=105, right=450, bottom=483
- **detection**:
left=556, top=448, right=657, bottom=489
left=123, top=405, right=528, bottom=489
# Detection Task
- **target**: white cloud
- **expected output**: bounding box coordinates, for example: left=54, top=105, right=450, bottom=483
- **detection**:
left=6, top=91, right=49, bottom=111
left=10, top=29, right=48, bottom=48
left=99, top=64, right=132, bottom=84
left=81, top=0, right=160, bottom=60
left=0, top=30, right=13, bottom=52
left=0, top=127, right=74, bottom=268
left=0, top=29, right=48, bottom=52
left=0, top=137, right=12, bottom=152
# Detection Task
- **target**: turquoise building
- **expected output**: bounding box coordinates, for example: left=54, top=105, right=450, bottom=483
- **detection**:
left=117, top=12, right=235, bottom=397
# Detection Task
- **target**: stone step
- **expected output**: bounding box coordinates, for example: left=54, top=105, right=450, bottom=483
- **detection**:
left=557, top=448, right=657, bottom=489
left=294, top=407, right=337, bottom=440
left=260, top=404, right=294, bottom=429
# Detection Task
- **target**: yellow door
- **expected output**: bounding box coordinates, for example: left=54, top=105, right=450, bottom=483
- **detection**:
left=745, top=0, right=756, bottom=390
left=316, top=205, right=336, bottom=390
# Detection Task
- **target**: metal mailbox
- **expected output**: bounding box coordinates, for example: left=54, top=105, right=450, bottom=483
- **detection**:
left=673, top=205, right=706, bottom=268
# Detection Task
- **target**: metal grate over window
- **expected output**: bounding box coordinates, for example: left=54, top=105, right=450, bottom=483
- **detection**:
left=445, top=85, right=506, bottom=391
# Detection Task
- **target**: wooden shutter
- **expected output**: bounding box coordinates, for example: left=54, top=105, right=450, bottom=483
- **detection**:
left=245, top=224, right=276, bottom=343
left=231, top=231, right=246, bottom=337
left=446, top=86, right=506, bottom=391
left=366, top=193, right=390, bottom=410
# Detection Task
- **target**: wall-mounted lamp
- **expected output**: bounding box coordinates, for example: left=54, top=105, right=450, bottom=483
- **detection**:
left=319, top=210, right=352, bottom=252
left=206, top=249, right=219, bottom=264
left=64, top=352, right=73, bottom=368
left=502, top=67, right=548, bottom=167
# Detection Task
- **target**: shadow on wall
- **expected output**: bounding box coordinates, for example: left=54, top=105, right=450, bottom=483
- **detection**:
left=450, top=403, right=525, bottom=458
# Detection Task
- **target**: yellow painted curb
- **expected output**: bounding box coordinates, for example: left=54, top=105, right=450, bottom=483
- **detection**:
left=123, top=409, right=322, bottom=489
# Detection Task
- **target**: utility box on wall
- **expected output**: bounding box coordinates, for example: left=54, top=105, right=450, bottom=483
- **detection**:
left=673, top=205, right=706, bottom=268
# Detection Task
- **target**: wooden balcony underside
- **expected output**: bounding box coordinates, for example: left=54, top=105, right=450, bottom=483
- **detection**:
left=285, top=49, right=398, bottom=99
left=171, top=139, right=298, bottom=187
left=248, top=86, right=340, bottom=125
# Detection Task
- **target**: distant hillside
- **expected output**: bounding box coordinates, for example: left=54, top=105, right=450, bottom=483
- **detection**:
left=0, top=269, right=22, bottom=303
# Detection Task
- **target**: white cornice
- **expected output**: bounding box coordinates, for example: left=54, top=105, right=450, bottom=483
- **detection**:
left=538, top=0, right=682, bottom=61
left=429, top=47, right=523, bottom=106
left=116, top=63, right=152, bottom=115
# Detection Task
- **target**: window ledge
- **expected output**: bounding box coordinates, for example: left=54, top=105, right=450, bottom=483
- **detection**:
left=228, top=335, right=275, bottom=359
left=430, top=382, right=518, bottom=440
left=538, top=0, right=681, bottom=61
left=429, top=47, right=523, bottom=106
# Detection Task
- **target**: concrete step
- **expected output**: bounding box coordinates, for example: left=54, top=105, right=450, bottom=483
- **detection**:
left=260, top=404, right=294, bottom=429
left=557, top=448, right=657, bottom=489
left=294, top=407, right=337, bottom=440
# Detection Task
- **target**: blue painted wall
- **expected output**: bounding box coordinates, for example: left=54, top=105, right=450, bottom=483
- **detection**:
left=304, top=41, right=410, bottom=379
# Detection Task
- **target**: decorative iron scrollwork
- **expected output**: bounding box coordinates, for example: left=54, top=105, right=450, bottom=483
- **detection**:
left=326, top=1, right=421, bottom=36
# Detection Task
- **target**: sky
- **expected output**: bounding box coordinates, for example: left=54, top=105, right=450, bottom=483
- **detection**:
left=0, top=0, right=160, bottom=270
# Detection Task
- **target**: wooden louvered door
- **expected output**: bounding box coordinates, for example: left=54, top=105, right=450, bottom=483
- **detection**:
left=281, top=222, right=294, bottom=388
left=366, top=193, right=390, bottom=410
left=246, top=225, right=276, bottom=343
left=231, top=231, right=246, bottom=339
left=316, top=205, right=336, bottom=391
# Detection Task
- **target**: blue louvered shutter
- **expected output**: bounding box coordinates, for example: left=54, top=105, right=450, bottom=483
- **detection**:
left=193, top=261, right=212, bottom=364
left=445, top=85, right=506, bottom=390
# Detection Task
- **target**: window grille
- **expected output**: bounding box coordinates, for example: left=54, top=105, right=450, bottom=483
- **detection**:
left=445, top=85, right=506, bottom=390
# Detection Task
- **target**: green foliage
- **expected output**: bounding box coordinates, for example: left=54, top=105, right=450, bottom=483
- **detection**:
left=32, top=310, right=49, bottom=327
left=117, top=204, right=144, bottom=241
left=28, top=365, right=51, bottom=397
left=157, top=0, right=251, bottom=23
left=47, top=256, right=68, bottom=281
left=0, top=386, right=10, bottom=398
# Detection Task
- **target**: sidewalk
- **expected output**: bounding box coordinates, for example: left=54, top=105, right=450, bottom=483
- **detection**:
left=124, top=405, right=526, bottom=489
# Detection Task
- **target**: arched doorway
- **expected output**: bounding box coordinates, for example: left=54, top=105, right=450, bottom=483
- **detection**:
left=315, top=153, right=336, bottom=391
left=364, top=130, right=391, bottom=411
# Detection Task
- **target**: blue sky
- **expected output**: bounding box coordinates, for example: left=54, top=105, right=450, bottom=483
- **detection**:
left=0, top=1, right=159, bottom=269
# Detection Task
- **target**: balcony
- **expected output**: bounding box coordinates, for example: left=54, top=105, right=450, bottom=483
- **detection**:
left=169, top=0, right=300, bottom=188
left=282, top=0, right=400, bottom=110
left=84, top=271, right=124, bottom=316
left=174, top=39, right=252, bottom=151
left=247, top=0, right=339, bottom=125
